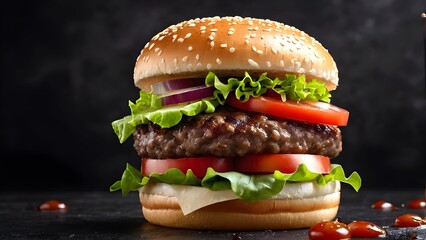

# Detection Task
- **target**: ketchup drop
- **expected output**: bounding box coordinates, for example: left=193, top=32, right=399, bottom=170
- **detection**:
left=308, top=220, right=351, bottom=240
left=394, top=214, right=426, bottom=227
left=37, top=200, right=68, bottom=211
left=371, top=200, right=396, bottom=210
left=407, top=199, right=426, bottom=209
left=347, top=221, right=386, bottom=238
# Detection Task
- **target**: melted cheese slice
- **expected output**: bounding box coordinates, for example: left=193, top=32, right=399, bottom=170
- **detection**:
left=140, top=181, right=340, bottom=215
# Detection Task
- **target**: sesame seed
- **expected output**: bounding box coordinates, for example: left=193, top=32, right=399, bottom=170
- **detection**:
left=229, top=47, right=235, bottom=53
left=182, top=56, right=189, bottom=62
left=172, top=35, right=177, bottom=42
left=228, top=31, right=234, bottom=35
left=154, top=47, right=160, bottom=52
left=211, top=28, right=218, bottom=32
left=280, top=60, right=284, bottom=67
left=173, top=58, right=178, bottom=65
left=220, top=43, right=227, bottom=48
left=149, top=43, right=155, bottom=50
left=157, top=50, right=162, bottom=56
left=208, top=35, right=214, bottom=40
left=200, top=26, right=206, bottom=30
left=245, top=39, right=249, bottom=44
left=196, top=54, right=200, bottom=60
left=206, top=63, right=212, bottom=69
left=188, top=46, right=193, bottom=51
left=158, top=36, right=165, bottom=41
left=256, top=50, right=263, bottom=54
left=177, top=38, right=184, bottom=42
left=161, top=58, right=165, bottom=63
left=252, top=46, right=257, bottom=52
left=184, top=33, right=192, bottom=38
left=263, top=28, right=272, bottom=32
left=250, top=33, right=256, bottom=38
left=188, top=23, right=196, bottom=27
left=294, top=60, right=301, bottom=69
left=272, top=48, right=278, bottom=54
left=248, top=59, right=259, bottom=68
left=216, top=58, right=222, bottom=65
left=210, top=41, right=215, bottom=47
left=266, top=61, right=272, bottom=68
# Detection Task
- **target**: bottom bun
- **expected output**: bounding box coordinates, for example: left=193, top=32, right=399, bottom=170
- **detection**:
left=139, top=181, right=340, bottom=230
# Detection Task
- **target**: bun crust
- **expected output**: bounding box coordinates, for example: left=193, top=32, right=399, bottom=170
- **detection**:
left=139, top=183, right=340, bottom=230
left=134, top=16, right=338, bottom=91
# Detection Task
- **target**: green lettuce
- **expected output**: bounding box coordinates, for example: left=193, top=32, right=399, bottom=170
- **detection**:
left=110, top=163, right=361, bottom=201
left=112, top=91, right=220, bottom=143
left=205, top=72, right=331, bottom=104
left=112, top=72, right=331, bottom=143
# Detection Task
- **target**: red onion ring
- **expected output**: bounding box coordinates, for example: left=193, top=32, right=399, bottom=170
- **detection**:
left=160, top=86, right=215, bottom=106
left=151, top=78, right=205, bottom=95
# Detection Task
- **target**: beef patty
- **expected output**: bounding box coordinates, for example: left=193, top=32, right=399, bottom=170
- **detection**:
left=133, top=107, right=342, bottom=159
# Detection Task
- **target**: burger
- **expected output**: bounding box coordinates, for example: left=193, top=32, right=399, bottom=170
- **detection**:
left=110, top=16, right=361, bottom=230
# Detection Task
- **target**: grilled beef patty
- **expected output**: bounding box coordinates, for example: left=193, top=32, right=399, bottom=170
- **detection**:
left=133, top=107, right=342, bottom=159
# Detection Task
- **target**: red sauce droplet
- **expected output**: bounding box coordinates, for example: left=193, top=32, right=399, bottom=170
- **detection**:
left=347, top=221, right=386, bottom=238
left=37, top=200, right=68, bottom=211
left=394, top=214, right=426, bottom=227
left=308, top=220, right=351, bottom=240
left=371, top=200, right=396, bottom=210
left=407, top=199, right=426, bottom=209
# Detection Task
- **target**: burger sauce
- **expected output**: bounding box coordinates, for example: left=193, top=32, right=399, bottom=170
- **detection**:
left=394, top=214, right=426, bottom=227
left=37, top=200, right=68, bottom=211
left=347, top=221, right=386, bottom=238
left=371, top=200, right=397, bottom=210
left=308, top=220, right=351, bottom=240
left=407, top=199, right=426, bottom=209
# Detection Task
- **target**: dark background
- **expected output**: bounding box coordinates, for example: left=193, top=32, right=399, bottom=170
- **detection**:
left=1, top=0, right=425, bottom=192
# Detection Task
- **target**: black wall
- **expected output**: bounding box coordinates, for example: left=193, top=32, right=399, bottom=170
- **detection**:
left=1, top=0, right=425, bottom=191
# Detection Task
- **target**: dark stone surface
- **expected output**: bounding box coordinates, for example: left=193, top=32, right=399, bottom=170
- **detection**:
left=1, top=0, right=425, bottom=191
left=0, top=189, right=425, bottom=239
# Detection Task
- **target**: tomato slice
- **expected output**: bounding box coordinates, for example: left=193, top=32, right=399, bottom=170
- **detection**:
left=227, top=94, right=349, bottom=126
left=141, top=157, right=233, bottom=178
left=234, top=154, right=331, bottom=174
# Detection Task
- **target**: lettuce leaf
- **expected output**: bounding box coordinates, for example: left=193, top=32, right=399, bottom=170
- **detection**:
left=205, top=72, right=331, bottom=104
left=111, top=92, right=220, bottom=143
left=110, top=164, right=361, bottom=201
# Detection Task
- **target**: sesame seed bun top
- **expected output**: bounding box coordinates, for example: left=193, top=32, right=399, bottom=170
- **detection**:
left=134, top=16, right=339, bottom=91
